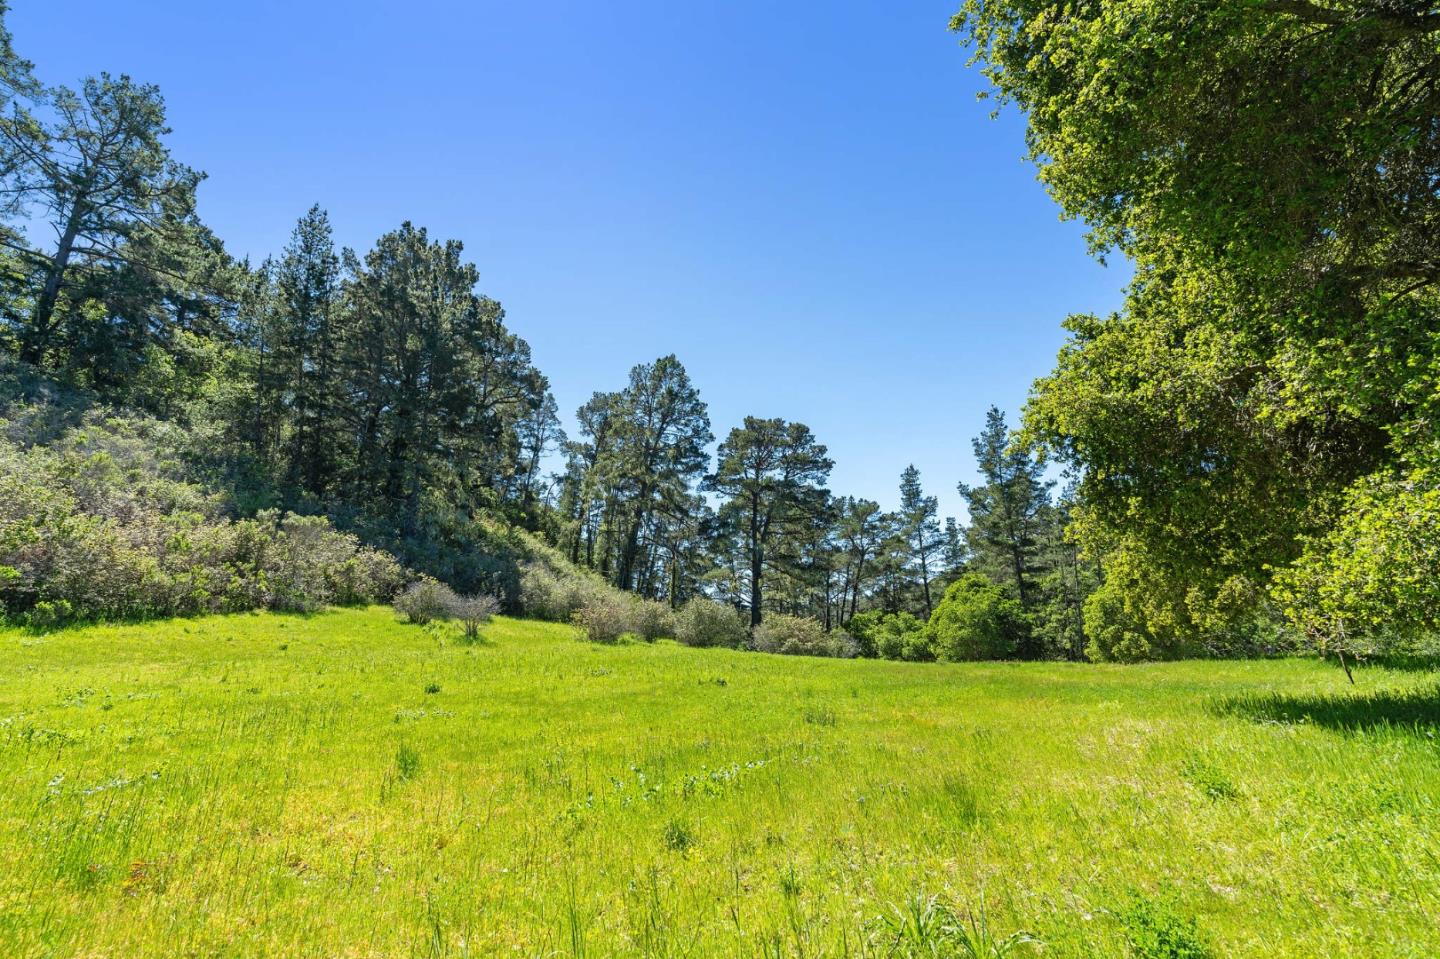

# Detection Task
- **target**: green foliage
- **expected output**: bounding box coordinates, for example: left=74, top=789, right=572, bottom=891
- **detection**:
left=1113, top=895, right=1214, bottom=959
left=1083, top=578, right=1167, bottom=665
left=750, top=612, right=853, bottom=658
left=957, top=0, right=1440, bottom=654
left=848, top=609, right=932, bottom=661
left=1180, top=755, right=1240, bottom=802
left=0, top=412, right=405, bottom=624
left=674, top=597, right=748, bottom=649
left=392, top=579, right=460, bottom=626
left=926, top=574, right=1028, bottom=662
left=1274, top=470, right=1440, bottom=661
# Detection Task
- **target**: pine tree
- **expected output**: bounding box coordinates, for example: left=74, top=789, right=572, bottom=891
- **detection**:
left=898, top=465, right=945, bottom=616
left=705, top=417, right=833, bottom=628
left=958, top=407, right=1053, bottom=654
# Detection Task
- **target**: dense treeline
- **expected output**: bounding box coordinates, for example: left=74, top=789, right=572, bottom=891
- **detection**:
left=0, top=0, right=1092, bottom=658
left=1, top=4, right=1432, bottom=665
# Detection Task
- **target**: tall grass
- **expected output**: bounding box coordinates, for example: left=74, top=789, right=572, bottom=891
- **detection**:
left=0, top=607, right=1436, bottom=956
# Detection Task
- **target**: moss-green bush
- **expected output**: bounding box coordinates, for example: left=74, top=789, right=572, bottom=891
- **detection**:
left=926, top=574, right=1029, bottom=661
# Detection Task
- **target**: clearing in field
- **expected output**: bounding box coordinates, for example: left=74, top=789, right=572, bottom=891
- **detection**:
left=1, top=608, right=1437, bottom=957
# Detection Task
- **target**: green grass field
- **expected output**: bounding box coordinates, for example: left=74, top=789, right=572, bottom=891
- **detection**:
left=1, top=608, right=1437, bottom=958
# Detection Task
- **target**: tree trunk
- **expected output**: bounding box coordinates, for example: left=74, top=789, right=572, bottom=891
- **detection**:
left=749, top=539, right=763, bottom=629
left=22, top=216, right=82, bottom=365
left=919, top=552, right=933, bottom=618
left=1337, top=648, right=1355, bottom=684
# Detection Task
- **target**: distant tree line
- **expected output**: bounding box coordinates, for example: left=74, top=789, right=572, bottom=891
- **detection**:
left=3, top=2, right=1434, bottom=665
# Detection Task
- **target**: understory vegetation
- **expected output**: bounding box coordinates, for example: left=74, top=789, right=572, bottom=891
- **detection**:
left=1, top=607, right=1435, bottom=957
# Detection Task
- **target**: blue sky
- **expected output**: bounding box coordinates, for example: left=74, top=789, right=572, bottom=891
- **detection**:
left=12, top=1, right=1126, bottom=520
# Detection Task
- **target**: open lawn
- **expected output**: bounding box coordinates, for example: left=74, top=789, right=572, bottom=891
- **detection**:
left=1, top=607, right=1437, bottom=957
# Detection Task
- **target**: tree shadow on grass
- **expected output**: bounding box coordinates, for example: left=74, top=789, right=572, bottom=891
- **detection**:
left=1214, top=684, right=1440, bottom=733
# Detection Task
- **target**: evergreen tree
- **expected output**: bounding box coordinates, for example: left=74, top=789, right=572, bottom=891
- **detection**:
left=705, top=417, right=833, bottom=628
left=605, top=355, right=712, bottom=592
left=942, top=516, right=966, bottom=573
left=898, top=464, right=944, bottom=616
left=958, top=407, right=1053, bottom=655
left=834, top=496, right=890, bottom=624
left=274, top=206, right=341, bottom=497
left=1, top=73, right=202, bottom=365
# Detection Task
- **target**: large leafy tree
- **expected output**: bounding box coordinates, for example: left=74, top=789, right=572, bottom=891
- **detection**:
left=705, top=417, right=833, bottom=627
left=955, top=0, right=1440, bottom=651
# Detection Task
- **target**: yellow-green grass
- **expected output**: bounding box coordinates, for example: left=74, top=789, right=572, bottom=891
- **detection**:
left=1, top=608, right=1437, bottom=957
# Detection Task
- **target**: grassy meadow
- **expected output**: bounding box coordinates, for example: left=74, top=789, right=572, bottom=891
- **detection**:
left=1, top=608, right=1437, bottom=958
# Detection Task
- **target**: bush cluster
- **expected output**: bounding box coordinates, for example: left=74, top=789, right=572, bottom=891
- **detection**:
left=751, top=613, right=858, bottom=658
left=927, top=574, right=1028, bottom=662
left=674, top=597, right=749, bottom=649
left=848, top=610, right=932, bottom=661
left=569, top=592, right=677, bottom=644
left=393, top=579, right=460, bottom=625
left=0, top=420, right=406, bottom=625
left=392, top=579, right=499, bottom=639
left=517, top=544, right=677, bottom=644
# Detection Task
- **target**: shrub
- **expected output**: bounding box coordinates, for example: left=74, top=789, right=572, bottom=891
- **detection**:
left=752, top=613, right=837, bottom=657
left=393, top=579, right=460, bottom=625
left=1113, top=895, right=1214, bottom=959
left=631, top=599, right=677, bottom=642
left=327, top=545, right=407, bottom=607
left=520, top=541, right=677, bottom=643
left=519, top=562, right=608, bottom=622
left=675, top=597, right=749, bottom=648
left=662, top=818, right=696, bottom=853
left=1082, top=580, right=1160, bottom=663
left=0, top=420, right=412, bottom=626
left=453, top=594, right=500, bottom=641
left=850, top=610, right=932, bottom=661
left=572, top=593, right=636, bottom=644
left=927, top=574, right=1029, bottom=661
left=826, top=631, right=861, bottom=659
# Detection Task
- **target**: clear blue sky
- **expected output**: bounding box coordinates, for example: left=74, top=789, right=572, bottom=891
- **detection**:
left=12, top=0, right=1126, bottom=521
